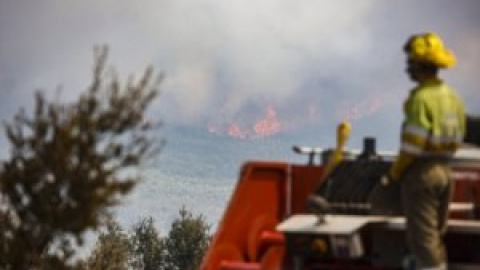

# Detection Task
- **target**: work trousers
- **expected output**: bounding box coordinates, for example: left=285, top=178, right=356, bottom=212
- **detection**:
left=401, top=159, right=453, bottom=269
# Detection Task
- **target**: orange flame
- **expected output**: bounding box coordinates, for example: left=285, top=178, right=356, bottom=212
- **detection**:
left=253, top=105, right=281, bottom=137
left=207, top=94, right=386, bottom=140
left=207, top=105, right=282, bottom=140
left=228, top=122, right=248, bottom=139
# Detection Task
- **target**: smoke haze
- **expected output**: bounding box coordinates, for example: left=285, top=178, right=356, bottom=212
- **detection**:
left=1, top=0, right=479, bottom=148
left=2, top=0, right=480, bottom=248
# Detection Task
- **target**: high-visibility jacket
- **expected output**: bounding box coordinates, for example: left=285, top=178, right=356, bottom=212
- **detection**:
left=389, top=78, right=466, bottom=180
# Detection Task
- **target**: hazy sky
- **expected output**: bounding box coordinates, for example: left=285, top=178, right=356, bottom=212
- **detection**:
left=1, top=0, right=479, bottom=150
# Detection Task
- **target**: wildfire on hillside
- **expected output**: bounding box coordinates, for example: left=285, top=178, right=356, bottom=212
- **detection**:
left=207, top=105, right=282, bottom=140
left=207, top=94, right=386, bottom=140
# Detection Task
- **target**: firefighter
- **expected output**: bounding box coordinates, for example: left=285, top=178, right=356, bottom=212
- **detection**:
left=387, top=32, right=466, bottom=269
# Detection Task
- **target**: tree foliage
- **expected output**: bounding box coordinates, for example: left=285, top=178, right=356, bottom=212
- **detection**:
left=129, top=217, right=164, bottom=270
left=0, top=47, right=162, bottom=269
left=87, top=219, right=131, bottom=270
left=85, top=207, right=211, bottom=270
left=163, top=206, right=211, bottom=270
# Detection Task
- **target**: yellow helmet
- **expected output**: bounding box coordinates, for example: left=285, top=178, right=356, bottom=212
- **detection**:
left=404, top=32, right=456, bottom=68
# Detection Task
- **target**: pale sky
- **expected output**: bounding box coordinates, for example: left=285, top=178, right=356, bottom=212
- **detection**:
left=1, top=0, right=479, bottom=151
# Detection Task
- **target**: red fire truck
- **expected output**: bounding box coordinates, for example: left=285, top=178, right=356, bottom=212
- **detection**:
left=200, top=117, right=480, bottom=270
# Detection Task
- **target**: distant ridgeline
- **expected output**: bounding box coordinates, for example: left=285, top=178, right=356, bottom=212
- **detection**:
left=465, top=115, right=480, bottom=147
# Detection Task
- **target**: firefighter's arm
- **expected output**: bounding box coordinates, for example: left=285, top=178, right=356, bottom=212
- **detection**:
left=387, top=94, right=429, bottom=183
left=388, top=151, right=415, bottom=181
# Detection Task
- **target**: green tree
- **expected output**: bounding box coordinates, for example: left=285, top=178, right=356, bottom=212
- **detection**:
left=163, top=206, right=211, bottom=270
left=130, top=217, right=164, bottom=270
left=0, top=47, right=162, bottom=269
left=87, top=219, right=131, bottom=270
